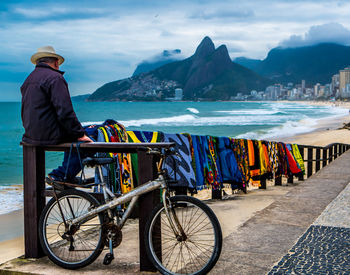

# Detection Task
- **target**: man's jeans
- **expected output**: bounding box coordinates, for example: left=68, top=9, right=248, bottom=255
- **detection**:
left=49, top=149, right=90, bottom=182
left=49, top=127, right=97, bottom=182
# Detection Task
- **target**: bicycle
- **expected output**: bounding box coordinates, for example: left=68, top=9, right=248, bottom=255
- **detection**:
left=39, top=147, right=223, bottom=275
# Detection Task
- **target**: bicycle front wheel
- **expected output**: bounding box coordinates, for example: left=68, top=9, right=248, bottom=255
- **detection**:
left=145, top=195, right=222, bottom=275
left=39, top=189, right=105, bottom=269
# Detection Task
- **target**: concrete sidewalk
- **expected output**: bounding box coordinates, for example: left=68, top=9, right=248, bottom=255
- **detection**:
left=269, top=184, right=350, bottom=274
left=212, top=150, right=350, bottom=274
left=1, top=151, right=350, bottom=274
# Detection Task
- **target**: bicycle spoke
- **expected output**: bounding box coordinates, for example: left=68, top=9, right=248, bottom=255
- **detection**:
left=147, top=197, right=221, bottom=275
left=42, top=192, right=104, bottom=267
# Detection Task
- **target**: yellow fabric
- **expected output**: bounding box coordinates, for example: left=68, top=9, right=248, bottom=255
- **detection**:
left=292, top=144, right=305, bottom=173
left=99, top=127, right=113, bottom=157
left=247, top=140, right=255, bottom=167
left=126, top=131, right=159, bottom=143
left=99, top=125, right=134, bottom=194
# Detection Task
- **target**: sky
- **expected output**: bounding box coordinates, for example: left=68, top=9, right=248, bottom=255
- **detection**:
left=1, top=0, right=350, bottom=101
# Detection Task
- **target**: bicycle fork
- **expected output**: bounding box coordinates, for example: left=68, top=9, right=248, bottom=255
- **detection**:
left=162, top=189, right=187, bottom=241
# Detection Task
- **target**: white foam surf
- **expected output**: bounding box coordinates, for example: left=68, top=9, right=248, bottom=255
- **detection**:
left=237, top=117, right=319, bottom=140
left=214, top=109, right=285, bottom=115
left=186, top=108, right=200, bottom=114
left=0, top=185, right=23, bottom=215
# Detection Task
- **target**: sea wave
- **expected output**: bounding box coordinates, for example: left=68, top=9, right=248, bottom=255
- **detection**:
left=119, top=114, right=298, bottom=127
left=214, top=109, right=286, bottom=115
left=82, top=113, right=302, bottom=128
left=0, top=185, right=23, bottom=215
left=186, top=107, right=200, bottom=114
left=237, top=117, right=319, bottom=140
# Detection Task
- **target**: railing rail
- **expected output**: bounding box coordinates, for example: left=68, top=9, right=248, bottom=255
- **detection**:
left=213, top=142, right=350, bottom=199
left=281, top=142, right=350, bottom=184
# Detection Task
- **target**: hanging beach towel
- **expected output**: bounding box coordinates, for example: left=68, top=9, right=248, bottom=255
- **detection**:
left=163, top=133, right=196, bottom=189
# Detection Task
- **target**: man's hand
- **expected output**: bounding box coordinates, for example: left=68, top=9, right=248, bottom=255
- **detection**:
left=78, top=134, right=93, bottom=142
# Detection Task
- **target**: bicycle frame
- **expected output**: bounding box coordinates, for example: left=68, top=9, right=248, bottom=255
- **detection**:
left=63, top=150, right=186, bottom=240
left=67, top=174, right=166, bottom=228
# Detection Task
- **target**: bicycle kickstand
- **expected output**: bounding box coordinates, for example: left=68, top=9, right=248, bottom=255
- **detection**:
left=103, top=236, right=115, bottom=265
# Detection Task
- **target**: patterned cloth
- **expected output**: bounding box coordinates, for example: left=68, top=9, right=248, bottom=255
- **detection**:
left=231, top=138, right=250, bottom=191
left=95, top=122, right=133, bottom=194
left=190, top=135, right=206, bottom=189
left=291, top=144, right=305, bottom=174
left=163, top=133, right=196, bottom=189
left=127, top=130, right=164, bottom=185
left=216, top=137, right=243, bottom=184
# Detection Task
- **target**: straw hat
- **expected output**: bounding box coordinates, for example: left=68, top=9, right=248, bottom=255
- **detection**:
left=30, top=46, right=65, bottom=65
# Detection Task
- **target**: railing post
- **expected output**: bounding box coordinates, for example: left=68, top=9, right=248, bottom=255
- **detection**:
left=298, top=145, right=304, bottom=181
left=334, top=144, right=338, bottom=160
left=329, top=146, right=334, bottom=163
left=212, top=187, right=222, bottom=199
left=23, top=144, right=46, bottom=258
left=275, top=175, right=282, bottom=186
left=138, top=151, right=160, bottom=272
left=322, top=148, right=328, bottom=168
left=259, top=177, right=267, bottom=189
left=315, top=148, right=321, bottom=172
left=307, top=147, right=313, bottom=178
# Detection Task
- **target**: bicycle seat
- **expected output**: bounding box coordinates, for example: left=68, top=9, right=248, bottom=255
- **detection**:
left=82, top=157, right=115, bottom=167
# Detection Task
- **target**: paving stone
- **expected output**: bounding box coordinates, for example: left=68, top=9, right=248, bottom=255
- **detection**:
left=269, top=225, right=350, bottom=274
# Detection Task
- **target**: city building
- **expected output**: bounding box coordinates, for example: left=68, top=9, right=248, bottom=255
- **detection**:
left=314, top=83, right=321, bottom=98
left=339, top=67, right=350, bottom=98
left=301, top=80, right=305, bottom=93
left=174, top=88, right=183, bottom=100
left=331, top=74, right=339, bottom=97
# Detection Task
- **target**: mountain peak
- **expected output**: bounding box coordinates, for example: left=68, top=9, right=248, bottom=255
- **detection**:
left=212, top=44, right=233, bottom=69
left=194, top=36, right=215, bottom=58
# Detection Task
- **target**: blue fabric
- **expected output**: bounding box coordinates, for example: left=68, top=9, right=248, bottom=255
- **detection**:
left=191, top=135, right=205, bottom=189
left=163, top=133, right=196, bottom=189
left=216, top=137, right=243, bottom=183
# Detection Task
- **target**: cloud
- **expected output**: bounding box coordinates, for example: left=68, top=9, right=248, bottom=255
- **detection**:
left=280, top=23, right=350, bottom=47
left=14, top=7, right=70, bottom=18
left=189, top=9, right=254, bottom=20
left=3, top=0, right=350, bottom=100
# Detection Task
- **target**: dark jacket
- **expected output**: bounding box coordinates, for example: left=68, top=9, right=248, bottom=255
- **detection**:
left=21, top=63, right=85, bottom=145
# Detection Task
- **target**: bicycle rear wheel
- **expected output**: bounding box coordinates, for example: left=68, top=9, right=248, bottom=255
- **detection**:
left=145, top=195, right=222, bottom=275
left=39, top=189, right=105, bottom=269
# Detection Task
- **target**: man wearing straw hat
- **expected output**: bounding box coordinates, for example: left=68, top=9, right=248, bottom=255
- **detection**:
left=21, top=46, right=92, bottom=186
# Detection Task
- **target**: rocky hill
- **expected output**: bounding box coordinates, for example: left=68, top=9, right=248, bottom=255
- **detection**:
left=88, top=37, right=271, bottom=101
left=234, top=43, right=350, bottom=85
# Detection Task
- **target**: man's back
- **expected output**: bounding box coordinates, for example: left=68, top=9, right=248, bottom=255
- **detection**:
left=21, top=63, right=84, bottom=145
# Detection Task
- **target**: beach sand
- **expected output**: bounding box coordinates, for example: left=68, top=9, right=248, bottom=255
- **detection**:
left=0, top=209, right=24, bottom=264
left=2, top=100, right=350, bottom=267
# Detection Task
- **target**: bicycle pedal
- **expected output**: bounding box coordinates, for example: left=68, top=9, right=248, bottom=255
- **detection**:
left=103, top=253, right=114, bottom=265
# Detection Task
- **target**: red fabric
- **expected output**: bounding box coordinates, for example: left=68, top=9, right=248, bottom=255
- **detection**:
left=285, top=145, right=301, bottom=174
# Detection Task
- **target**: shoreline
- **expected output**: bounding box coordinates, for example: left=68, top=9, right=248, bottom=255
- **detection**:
left=1, top=101, right=350, bottom=217
left=1, top=100, right=350, bottom=264
left=279, top=112, right=350, bottom=146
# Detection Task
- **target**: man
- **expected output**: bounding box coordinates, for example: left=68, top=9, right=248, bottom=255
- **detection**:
left=21, top=46, right=92, bottom=185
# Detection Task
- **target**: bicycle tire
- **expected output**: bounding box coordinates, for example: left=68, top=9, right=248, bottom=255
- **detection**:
left=39, top=189, right=105, bottom=269
left=144, top=195, right=222, bottom=275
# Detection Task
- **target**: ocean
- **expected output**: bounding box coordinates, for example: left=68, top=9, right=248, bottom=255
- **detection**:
left=0, top=101, right=347, bottom=214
